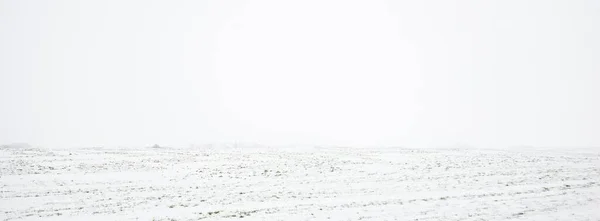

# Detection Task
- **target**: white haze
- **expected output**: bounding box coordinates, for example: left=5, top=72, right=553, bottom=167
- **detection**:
left=1, top=0, right=599, bottom=148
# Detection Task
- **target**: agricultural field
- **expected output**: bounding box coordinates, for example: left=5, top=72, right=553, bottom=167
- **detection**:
left=1, top=145, right=599, bottom=220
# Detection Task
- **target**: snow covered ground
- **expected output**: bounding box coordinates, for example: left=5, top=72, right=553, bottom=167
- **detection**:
left=1, top=145, right=599, bottom=221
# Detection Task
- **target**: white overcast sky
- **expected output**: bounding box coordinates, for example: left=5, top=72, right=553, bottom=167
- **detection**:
left=1, top=0, right=599, bottom=148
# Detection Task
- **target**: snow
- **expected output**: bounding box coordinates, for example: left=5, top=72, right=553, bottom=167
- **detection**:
left=1, top=145, right=599, bottom=220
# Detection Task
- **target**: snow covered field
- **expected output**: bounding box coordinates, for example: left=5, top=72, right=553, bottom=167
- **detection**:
left=1, top=145, right=599, bottom=221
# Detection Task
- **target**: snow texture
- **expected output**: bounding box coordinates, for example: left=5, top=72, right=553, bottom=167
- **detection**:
left=1, top=145, right=599, bottom=220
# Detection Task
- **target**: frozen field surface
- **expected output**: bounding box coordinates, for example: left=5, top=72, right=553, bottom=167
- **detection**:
left=1, top=146, right=599, bottom=221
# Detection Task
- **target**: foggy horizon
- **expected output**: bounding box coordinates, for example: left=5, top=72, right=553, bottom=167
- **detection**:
left=2, top=0, right=599, bottom=149
left=2, top=1, right=600, bottom=220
